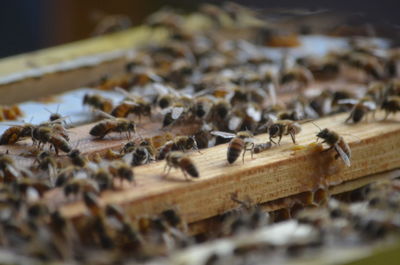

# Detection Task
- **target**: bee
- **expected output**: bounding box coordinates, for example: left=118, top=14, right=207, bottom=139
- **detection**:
left=253, top=141, right=272, bottom=154
left=120, top=141, right=136, bottom=155
left=191, top=97, right=213, bottom=119
left=0, top=123, right=34, bottom=145
left=16, top=178, right=51, bottom=197
left=343, top=52, right=384, bottom=79
left=316, top=127, right=351, bottom=167
left=266, top=120, right=302, bottom=145
left=340, top=97, right=377, bottom=123
left=209, top=99, right=231, bottom=121
left=381, top=96, right=400, bottom=119
left=92, top=168, right=114, bottom=191
left=83, top=93, right=113, bottom=113
left=0, top=154, right=20, bottom=182
left=64, top=178, right=99, bottom=198
left=211, top=131, right=254, bottom=164
left=164, top=151, right=199, bottom=180
left=131, top=146, right=154, bottom=166
left=280, top=67, right=314, bottom=90
left=111, top=87, right=152, bottom=121
left=161, top=102, right=187, bottom=128
left=35, top=151, right=57, bottom=174
left=89, top=111, right=136, bottom=139
left=48, top=134, right=71, bottom=155
left=109, top=161, right=135, bottom=186
left=157, top=136, right=199, bottom=160
left=366, top=81, right=387, bottom=105
left=67, top=149, right=87, bottom=167
left=55, top=166, right=76, bottom=187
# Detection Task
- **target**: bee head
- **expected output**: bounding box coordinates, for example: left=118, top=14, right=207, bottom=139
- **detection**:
left=268, top=124, right=280, bottom=137
left=316, top=128, right=330, bottom=139
left=68, top=149, right=80, bottom=158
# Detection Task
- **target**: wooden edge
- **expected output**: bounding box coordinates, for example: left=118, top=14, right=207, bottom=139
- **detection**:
left=44, top=111, right=400, bottom=227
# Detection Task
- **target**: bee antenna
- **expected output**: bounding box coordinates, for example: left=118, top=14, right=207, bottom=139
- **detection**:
left=44, top=107, right=53, bottom=114
left=310, top=121, right=322, bottom=131
left=342, top=133, right=362, bottom=143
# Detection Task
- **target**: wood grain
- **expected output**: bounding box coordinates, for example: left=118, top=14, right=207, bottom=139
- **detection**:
left=41, top=111, right=400, bottom=225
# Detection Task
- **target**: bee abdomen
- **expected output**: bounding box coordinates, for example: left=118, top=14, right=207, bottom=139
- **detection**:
left=90, top=123, right=106, bottom=137
left=180, top=158, right=199, bottom=178
left=227, top=138, right=243, bottom=164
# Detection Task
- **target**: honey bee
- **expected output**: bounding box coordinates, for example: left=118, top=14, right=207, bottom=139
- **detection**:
left=64, top=178, right=99, bottom=198
left=161, top=102, right=187, bottom=128
left=381, top=96, right=400, bottom=119
left=280, top=67, right=314, bottom=90
left=111, top=87, right=152, bottom=121
left=16, top=178, right=51, bottom=197
left=366, top=81, right=387, bottom=104
left=316, top=127, right=351, bottom=167
left=35, top=151, right=57, bottom=173
left=92, top=168, right=114, bottom=191
left=211, top=131, right=254, bottom=164
left=191, top=96, right=213, bottom=119
left=343, top=52, right=384, bottom=79
left=55, top=166, right=76, bottom=187
left=157, top=136, right=200, bottom=160
left=89, top=111, right=136, bottom=139
left=83, top=93, right=113, bottom=113
left=0, top=154, right=20, bottom=182
left=209, top=99, right=231, bottom=122
left=67, top=149, right=87, bottom=167
left=0, top=123, right=34, bottom=145
left=266, top=120, right=302, bottom=145
left=48, top=134, right=71, bottom=155
left=164, top=151, right=199, bottom=180
left=109, top=161, right=135, bottom=186
left=340, top=97, right=377, bottom=123
left=131, top=146, right=154, bottom=166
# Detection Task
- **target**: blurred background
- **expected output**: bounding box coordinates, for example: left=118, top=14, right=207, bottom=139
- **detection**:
left=0, top=0, right=398, bottom=58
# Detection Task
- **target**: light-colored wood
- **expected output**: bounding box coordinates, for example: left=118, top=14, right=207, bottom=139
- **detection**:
left=37, top=111, right=399, bottom=225
left=0, top=26, right=168, bottom=104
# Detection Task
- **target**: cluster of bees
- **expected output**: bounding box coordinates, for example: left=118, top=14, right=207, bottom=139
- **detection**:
left=0, top=2, right=398, bottom=263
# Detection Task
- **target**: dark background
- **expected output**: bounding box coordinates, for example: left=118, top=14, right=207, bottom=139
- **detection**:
left=0, top=0, right=398, bottom=58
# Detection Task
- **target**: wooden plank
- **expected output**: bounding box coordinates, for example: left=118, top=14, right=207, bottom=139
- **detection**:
left=0, top=26, right=168, bottom=104
left=35, top=111, right=399, bottom=224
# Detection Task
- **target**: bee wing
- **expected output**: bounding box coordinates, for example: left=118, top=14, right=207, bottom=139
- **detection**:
left=121, top=100, right=140, bottom=106
left=362, top=101, right=376, bottom=110
left=94, top=110, right=115, bottom=120
left=6, top=164, right=20, bottom=178
left=337, top=99, right=358, bottom=105
left=210, top=131, right=236, bottom=138
left=228, top=116, right=242, bottom=131
left=334, top=144, right=351, bottom=167
left=267, top=83, right=277, bottom=106
left=115, top=87, right=135, bottom=100
left=246, top=105, right=262, bottom=122
left=171, top=107, right=185, bottom=120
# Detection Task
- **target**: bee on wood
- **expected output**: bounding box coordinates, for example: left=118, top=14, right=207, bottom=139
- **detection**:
left=67, top=149, right=87, bottom=168
left=211, top=131, right=254, bottom=164
left=316, top=127, right=351, bottom=167
left=35, top=151, right=57, bottom=175
left=343, top=52, right=384, bottom=79
left=109, top=161, right=135, bottom=186
left=164, top=151, right=199, bottom=180
left=48, top=134, right=72, bottom=155
left=83, top=93, right=113, bottom=113
left=0, top=123, right=34, bottom=145
left=264, top=120, right=302, bottom=145
left=339, top=97, right=377, bottom=123
left=64, top=178, right=99, bottom=198
left=381, top=96, right=400, bottom=119
left=89, top=111, right=136, bottom=139
left=111, top=87, right=152, bottom=121
left=366, top=81, right=387, bottom=105
left=157, top=136, right=200, bottom=160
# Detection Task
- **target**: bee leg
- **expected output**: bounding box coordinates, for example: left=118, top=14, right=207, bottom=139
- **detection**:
left=242, top=148, right=247, bottom=164
left=383, top=111, right=389, bottom=120
left=345, top=113, right=352, bottom=123
left=181, top=170, right=190, bottom=181
left=249, top=143, right=255, bottom=159
left=290, top=131, right=296, bottom=144
left=270, top=136, right=276, bottom=145
left=278, top=135, right=282, bottom=145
